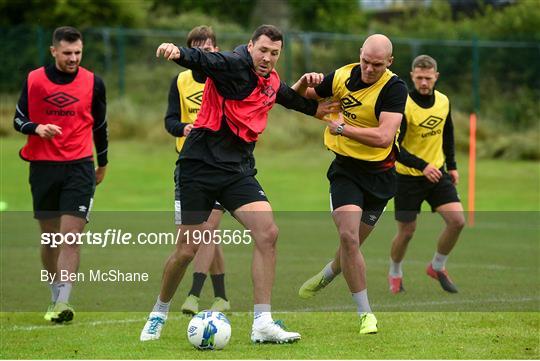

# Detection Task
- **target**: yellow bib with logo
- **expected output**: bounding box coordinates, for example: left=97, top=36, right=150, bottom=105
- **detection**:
left=396, top=90, right=450, bottom=176
left=176, top=70, right=205, bottom=152
left=324, top=65, right=396, bottom=161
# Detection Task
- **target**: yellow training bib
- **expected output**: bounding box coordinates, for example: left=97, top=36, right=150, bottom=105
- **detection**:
left=176, top=70, right=205, bottom=152
left=324, top=64, right=396, bottom=161
left=396, top=90, right=450, bottom=176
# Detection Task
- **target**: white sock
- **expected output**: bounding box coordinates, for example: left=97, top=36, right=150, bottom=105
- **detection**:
left=152, top=296, right=170, bottom=314
left=253, top=304, right=273, bottom=328
left=431, top=252, right=449, bottom=271
left=389, top=259, right=403, bottom=277
left=56, top=282, right=72, bottom=303
left=49, top=282, right=60, bottom=302
left=352, top=289, right=372, bottom=314
left=322, top=260, right=337, bottom=281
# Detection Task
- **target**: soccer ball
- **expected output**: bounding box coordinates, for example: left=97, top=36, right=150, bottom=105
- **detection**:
left=187, top=311, right=231, bottom=350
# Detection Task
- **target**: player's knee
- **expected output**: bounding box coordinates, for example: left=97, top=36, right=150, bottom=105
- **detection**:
left=448, top=215, right=465, bottom=232
left=401, top=226, right=416, bottom=241
left=339, top=229, right=359, bottom=250
left=59, top=241, right=80, bottom=252
left=205, top=219, right=220, bottom=231
left=268, top=223, right=279, bottom=241
left=254, top=223, right=279, bottom=249
left=174, top=245, right=196, bottom=264
left=41, top=242, right=59, bottom=251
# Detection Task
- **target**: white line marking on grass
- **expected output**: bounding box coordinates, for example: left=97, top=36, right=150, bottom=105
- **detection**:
left=376, top=296, right=540, bottom=309
left=9, top=296, right=539, bottom=331
left=365, top=258, right=536, bottom=271
left=296, top=296, right=540, bottom=312
left=274, top=253, right=539, bottom=271
left=469, top=222, right=540, bottom=231
left=10, top=315, right=185, bottom=332
left=273, top=254, right=536, bottom=271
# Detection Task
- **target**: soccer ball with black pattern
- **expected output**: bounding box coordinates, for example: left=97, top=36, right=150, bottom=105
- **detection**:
left=187, top=311, right=231, bottom=350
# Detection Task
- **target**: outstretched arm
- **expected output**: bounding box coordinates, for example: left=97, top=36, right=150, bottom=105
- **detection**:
left=156, top=43, right=181, bottom=60
left=291, top=72, right=324, bottom=99
left=156, top=44, right=247, bottom=94
left=156, top=43, right=243, bottom=74
left=276, top=82, right=318, bottom=115
left=276, top=82, right=339, bottom=120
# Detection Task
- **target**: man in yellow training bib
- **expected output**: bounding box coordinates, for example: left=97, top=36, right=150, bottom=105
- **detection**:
left=293, top=34, right=408, bottom=335
left=388, top=55, right=465, bottom=294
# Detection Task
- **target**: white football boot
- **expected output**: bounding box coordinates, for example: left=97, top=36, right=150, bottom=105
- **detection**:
left=251, top=320, right=301, bottom=343
left=140, top=312, right=167, bottom=341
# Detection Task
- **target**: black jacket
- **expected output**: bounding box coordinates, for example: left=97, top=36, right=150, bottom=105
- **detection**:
left=173, top=44, right=319, bottom=172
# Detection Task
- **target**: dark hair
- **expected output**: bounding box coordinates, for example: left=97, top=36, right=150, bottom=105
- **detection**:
left=251, top=25, right=283, bottom=46
left=412, top=54, right=437, bottom=71
left=186, top=25, right=217, bottom=48
left=52, top=26, right=82, bottom=45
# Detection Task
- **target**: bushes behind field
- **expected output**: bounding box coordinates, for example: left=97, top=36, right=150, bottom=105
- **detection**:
left=1, top=1, right=538, bottom=160
left=452, top=111, right=540, bottom=161
left=369, top=1, right=540, bottom=132
left=3, top=95, right=537, bottom=161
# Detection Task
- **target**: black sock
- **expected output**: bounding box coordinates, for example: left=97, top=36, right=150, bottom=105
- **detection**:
left=211, top=273, right=227, bottom=300
left=188, top=272, right=207, bottom=297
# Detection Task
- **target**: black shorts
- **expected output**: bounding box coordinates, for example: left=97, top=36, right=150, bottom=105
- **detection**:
left=29, top=162, right=96, bottom=220
left=327, top=157, right=396, bottom=227
left=394, top=172, right=460, bottom=222
left=174, top=163, right=226, bottom=225
left=174, top=159, right=268, bottom=225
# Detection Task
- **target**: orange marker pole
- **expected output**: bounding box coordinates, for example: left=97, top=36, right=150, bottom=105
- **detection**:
left=468, top=113, right=477, bottom=227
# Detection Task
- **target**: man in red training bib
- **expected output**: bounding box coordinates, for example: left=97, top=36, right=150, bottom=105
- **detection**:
left=13, top=26, right=108, bottom=324
left=140, top=24, right=336, bottom=344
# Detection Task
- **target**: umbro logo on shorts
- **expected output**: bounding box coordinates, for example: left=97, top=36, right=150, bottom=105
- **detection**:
left=43, top=92, right=79, bottom=108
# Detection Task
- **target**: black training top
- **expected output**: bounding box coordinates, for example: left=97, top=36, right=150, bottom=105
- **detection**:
left=172, top=44, right=319, bottom=173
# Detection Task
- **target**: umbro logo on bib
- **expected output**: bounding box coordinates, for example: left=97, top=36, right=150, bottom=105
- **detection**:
left=186, top=91, right=204, bottom=106
left=340, top=94, right=362, bottom=109
left=262, top=85, right=276, bottom=98
left=419, top=115, right=443, bottom=130
left=43, top=92, right=79, bottom=108
left=420, top=115, right=444, bottom=138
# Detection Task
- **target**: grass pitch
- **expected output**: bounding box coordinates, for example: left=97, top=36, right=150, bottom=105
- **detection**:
left=1, top=312, right=538, bottom=359
left=1, top=138, right=539, bottom=359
